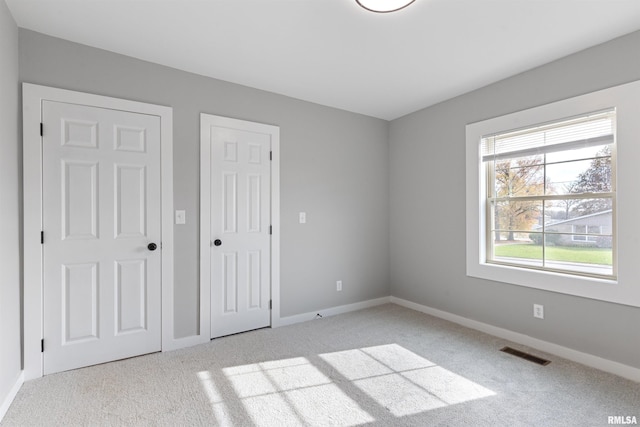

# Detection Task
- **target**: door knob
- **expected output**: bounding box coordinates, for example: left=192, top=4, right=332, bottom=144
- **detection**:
left=213, top=239, right=222, bottom=247
left=148, top=243, right=158, bottom=251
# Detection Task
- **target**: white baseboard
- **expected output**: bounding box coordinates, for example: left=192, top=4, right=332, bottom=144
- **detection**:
left=0, top=371, right=24, bottom=422
left=274, top=296, right=391, bottom=328
left=390, top=296, right=640, bottom=383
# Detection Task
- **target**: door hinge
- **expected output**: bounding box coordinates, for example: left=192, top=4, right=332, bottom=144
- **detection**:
left=41, top=339, right=44, bottom=353
left=40, top=122, right=43, bottom=136
left=269, top=300, right=272, bottom=310
left=41, top=231, right=44, bottom=244
left=269, top=225, right=272, bottom=235
left=270, top=151, right=272, bottom=161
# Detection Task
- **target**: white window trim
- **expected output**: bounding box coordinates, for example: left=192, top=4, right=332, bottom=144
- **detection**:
left=466, top=80, right=640, bottom=308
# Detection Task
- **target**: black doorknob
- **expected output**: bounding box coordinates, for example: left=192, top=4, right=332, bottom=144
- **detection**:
left=213, top=239, right=222, bottom=247
left=148, top=243, right=158, bottom=251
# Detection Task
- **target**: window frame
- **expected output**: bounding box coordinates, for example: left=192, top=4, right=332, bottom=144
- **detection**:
left=465, top=80, right=640, bottom=308
left=483, top=111, right=616, bottom=279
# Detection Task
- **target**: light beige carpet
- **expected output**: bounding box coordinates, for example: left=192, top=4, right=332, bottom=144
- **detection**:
left=3, top=304, right=639, bottom=426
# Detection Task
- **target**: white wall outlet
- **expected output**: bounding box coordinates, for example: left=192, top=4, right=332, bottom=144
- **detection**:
left=175, top=210, right=186, bottom=224
left=299, top=212, right=306, bottom=224
left=336, top=280, right=342, bottom=291
left=533, top=304, right=544, bottom=319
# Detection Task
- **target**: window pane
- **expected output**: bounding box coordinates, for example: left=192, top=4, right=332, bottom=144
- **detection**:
left=546, top=152, right=611, bottom=195
left=494, top=157, right=544, bottom=197
left=543, top=233, right=612, bottom=276
left=543, top=200, right=567, bottom=225
left=493, top=235, right=543, bottom=267
left=494, top=201, right=542, bottom=238
left=546, top=159, right=597, bottom=194
left=544, top=198, right=612, bottom=226
left=569, top=198, right=613, bottom=220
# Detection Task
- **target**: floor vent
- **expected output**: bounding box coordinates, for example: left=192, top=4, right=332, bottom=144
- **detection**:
left=500, top=346, right=551, bottom=366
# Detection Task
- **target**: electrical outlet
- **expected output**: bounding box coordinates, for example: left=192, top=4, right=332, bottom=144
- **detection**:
left=336, top=280, right=342, bottom=291
left=533, top=304, right=544, bottom=319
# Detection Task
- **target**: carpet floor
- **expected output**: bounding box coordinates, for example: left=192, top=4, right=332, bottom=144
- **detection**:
left=2, top=303, right=639, bottom=426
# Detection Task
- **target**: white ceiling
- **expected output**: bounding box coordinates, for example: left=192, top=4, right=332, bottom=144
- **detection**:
left=7, top=0, right=640, bottom=120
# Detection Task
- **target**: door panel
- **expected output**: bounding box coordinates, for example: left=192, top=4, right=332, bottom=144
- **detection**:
left=223, top=172, right=238, bottom=233
left=209, top=125, right=271, bottom=338
left=115, top=259, right=147, bottom=334
left=62, top=160, right=98, bottom=240
left=115, top=165, right=147, bottom=238
left=223, top=252, right=238, bottom=313
left=63, top=262, right=98, bottom=343
left=43, top=101, right=161, bottom=374
left=247, top=250, right=262, bottom=309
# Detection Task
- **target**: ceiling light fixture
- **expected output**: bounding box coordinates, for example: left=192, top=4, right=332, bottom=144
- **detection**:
left=356, top=0, right=416, bottom=13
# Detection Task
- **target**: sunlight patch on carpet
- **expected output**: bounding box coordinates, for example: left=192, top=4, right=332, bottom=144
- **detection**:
left=199, top=343, right=495, bottom=425
left=221, top=357, right=374, bottom=426
left=320, top=344, right=496, bottom=417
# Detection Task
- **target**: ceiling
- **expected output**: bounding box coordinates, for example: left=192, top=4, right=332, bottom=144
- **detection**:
left=7, top=0, right=640, bottom=120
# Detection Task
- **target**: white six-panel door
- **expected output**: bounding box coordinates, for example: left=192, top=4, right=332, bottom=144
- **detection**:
left=203, top=116, right=274, bottom=338
left=42, top=101, right=162, bottom=374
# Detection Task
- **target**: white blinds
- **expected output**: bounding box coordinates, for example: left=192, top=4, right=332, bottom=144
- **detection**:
left=481, top=109, right=615, bottom=162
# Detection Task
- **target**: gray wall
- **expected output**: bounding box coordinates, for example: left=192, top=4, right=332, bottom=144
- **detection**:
left=19, top=30, right=390, bottom=337
left=0, top=0, right=22, bottom=408
left=14, top=11, right=639, bottom=380
left=389, top=30, right=640, bottom=369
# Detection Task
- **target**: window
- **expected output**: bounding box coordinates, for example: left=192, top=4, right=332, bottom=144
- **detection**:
left=465, top=79, right=640, bottom=308
left=483, top=110, right=615, bottom=278
left=571, top=225, right=602, bottom=242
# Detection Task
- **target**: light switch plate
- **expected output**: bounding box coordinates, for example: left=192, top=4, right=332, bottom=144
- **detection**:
left=299, top=212, right=306, bottom=224
left=175, top=210, right=186, bottom=225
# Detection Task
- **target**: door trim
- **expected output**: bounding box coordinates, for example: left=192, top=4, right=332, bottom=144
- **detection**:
left=23, top=83, right=174, bottom=379
left=200, top=113, right=281, bottom=338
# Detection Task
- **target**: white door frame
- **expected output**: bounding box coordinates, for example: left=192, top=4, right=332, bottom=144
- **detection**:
left=200, top=114, right=281, bottom=337
left=22, top=83, right=174, bottom=380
